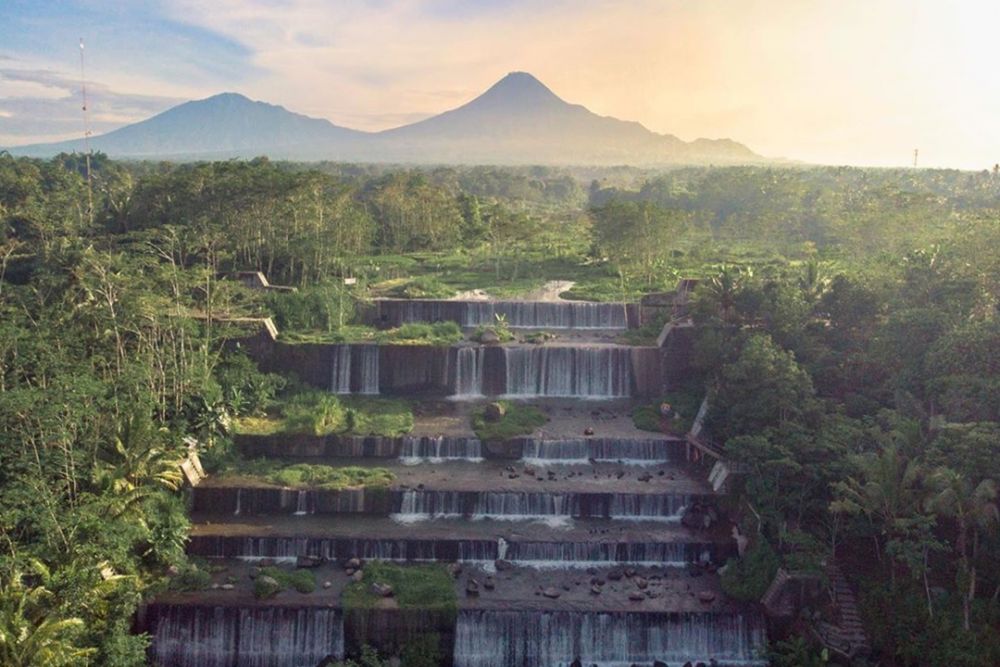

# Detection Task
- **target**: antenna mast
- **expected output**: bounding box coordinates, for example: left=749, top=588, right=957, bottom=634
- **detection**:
left=79, top=38, right=93, bottom=223
left=913, top=148, right=919, bottom=168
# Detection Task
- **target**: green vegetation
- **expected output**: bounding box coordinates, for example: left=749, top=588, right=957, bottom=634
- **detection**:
left=280, top=321, right=463, bottom=346
left=471, top=402, right=548, bottom=441
left=233, top=391, right=413, bottom=437
left=219, top=460, right=395, bottom=490
left=343, top=562, right=456, bottom=613
left=267, top=464, right=394, bottom=490
left=6, top=152, right=1000, bottom=662
left=254, top=566, right=316, bottom=598
left=631, top=390, right=700, bottom=435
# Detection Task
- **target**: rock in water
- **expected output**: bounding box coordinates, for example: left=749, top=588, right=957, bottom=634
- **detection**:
left=542, top=587, right=561, bottom=599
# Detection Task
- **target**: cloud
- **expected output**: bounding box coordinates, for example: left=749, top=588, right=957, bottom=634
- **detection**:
left=0, top=67, right=183, bottom=146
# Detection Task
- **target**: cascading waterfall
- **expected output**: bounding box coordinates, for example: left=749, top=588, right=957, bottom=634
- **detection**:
left=293, top=490, right=311, bottom=516
left=188, top=535, right=498, bottom=563
left=453, top=346, right=486, bottom=398
left=329, top=344, right=380, bottom=394
left=502, top=346, right=632, bottom=398
left=391, top=490, right=689, bottom=522
left=357, top=344, right=380, bottom=394
left=376, top=299, right=630, bottom=329
left=331, top=345, right=352, bottom=393
left=521, top=438, right=681, bottom=466
left=452, top=610, right=768, bottom=667
left=505, top=542, right=710, bottom=568
left=148, top=604, right=344, bottom=667
left=399, top=435, right=483, bottom=463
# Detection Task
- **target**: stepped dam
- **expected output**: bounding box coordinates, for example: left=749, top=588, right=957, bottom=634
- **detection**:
left=252, top=342, right=663, bottom=399
left=367, top=298, right=639, bottom=330
left=143, top=292, right=767, bottom=666
left=191, top=486, right=699, bottom=521
left=238, top=433, right=685, bottom=465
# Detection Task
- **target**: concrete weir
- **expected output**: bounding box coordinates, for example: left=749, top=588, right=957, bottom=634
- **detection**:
left=145, top=295, right=766, bottom=666
left=251, top=342, right=664, bottom=399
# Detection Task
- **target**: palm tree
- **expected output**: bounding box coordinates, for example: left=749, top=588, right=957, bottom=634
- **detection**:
left=94, top=409, right=183, bottom=514
left=928, top=468, right=999, bottom=631
left=700, top=265, right=751, bottom=325
left=830, top=445, right=926, bottom=567
left=0, top=572, right=94, bottom=666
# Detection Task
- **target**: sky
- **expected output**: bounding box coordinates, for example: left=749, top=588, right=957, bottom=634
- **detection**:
left=0, top=0, right=998, bottom=169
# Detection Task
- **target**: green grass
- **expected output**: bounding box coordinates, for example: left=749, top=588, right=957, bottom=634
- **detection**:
left=280, top=321, right=463, bottom=346
left=471, top=401, right=548, bottom=441
left=232, top=392, right=413, bottom=437
left=267, top=464, right=395, bottom=490
left=256, top=566, right=316, bottom=598
left=220, top=460, right=396, bottom=490
left=343, top=561, right=456, bottom=612
left=617, top=312, right=669, bottom=346
left=342, top=397, right=414, bottom=436
left=632, top=390, right=702, bottom=435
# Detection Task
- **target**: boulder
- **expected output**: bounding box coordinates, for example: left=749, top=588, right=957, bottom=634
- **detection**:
left=296, top=555, right=323, bottom=568
left=495, top=559, right=515, bottom=571
left=345, top=557, right=362, bottom=570
left=654, top=661, right=669, bottom=667
left=698, top=591, right=716, bottom=604
left=583, top=427, right=595, bottom=436
left=484, top=402, right=507, bottom=422
left=220, top=583, right=235, bottom=591
left=479, top=329, right=501, bottom=345
left=466, top=579, right=480, bottom=597
left=351, top=570, right=364, bottom=582
left=628, top=591, right=645, bottom=601
left=323, top=581, right=333, bottom=589
left=370, top=582, right=394, bottom=598
left=590, top=585, right=602, bottom=595
left=607, top=569, right=624, bottom=581
left=635, top=577, right=648, bottom=590
left=484, top=576, right=496, bottom=591
left=542, top=587, right=561, bottom=599
left=447, top=562, right=464, bottom=577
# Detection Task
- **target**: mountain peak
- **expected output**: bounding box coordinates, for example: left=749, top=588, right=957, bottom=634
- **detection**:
left=474, top=71, right=564, bottom=108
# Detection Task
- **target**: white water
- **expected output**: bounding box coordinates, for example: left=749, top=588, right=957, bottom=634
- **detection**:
left=502, top=346, right=631, bottom=398
left=453, top=346, right=486, bottom=398
left=329, top=344, right=380, bottom=394
left=399, top=435, right=483, bottom=463
left=453, top=610, right=768, bottom=667
left=150, top=605, right=344, bottom=667
left=521, top=438, right=679, bottom=466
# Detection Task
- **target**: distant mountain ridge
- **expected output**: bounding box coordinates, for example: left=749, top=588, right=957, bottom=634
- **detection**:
left=8, top=72, right=764, bottom=165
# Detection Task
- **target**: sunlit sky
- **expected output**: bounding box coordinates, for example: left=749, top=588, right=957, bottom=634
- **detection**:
left=1, top=0, right=998, bottom=168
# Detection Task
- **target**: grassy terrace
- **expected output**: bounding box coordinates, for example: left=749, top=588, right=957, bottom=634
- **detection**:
left=233, top=391, right=414, bottom=437
left=217, top=461, right=396, bottom=490
left=631, top=389, right=702, bottom=435
left=471, top=401, right=548, bottom=441
left=343, top=561, right=456, bottom=613
left=280, top=321, right=464, bottom=346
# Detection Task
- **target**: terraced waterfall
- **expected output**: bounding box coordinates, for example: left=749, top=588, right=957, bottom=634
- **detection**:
left=142, top=296, right=767, bottom=666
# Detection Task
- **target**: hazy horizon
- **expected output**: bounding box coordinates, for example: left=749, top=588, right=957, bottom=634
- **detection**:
left=1, top=0, right=998, bottom=169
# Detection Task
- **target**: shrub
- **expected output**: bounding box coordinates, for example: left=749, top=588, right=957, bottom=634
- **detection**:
left=471, top=402, right=547, bottom=441
left=720, top=539, right=781, bottom=602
